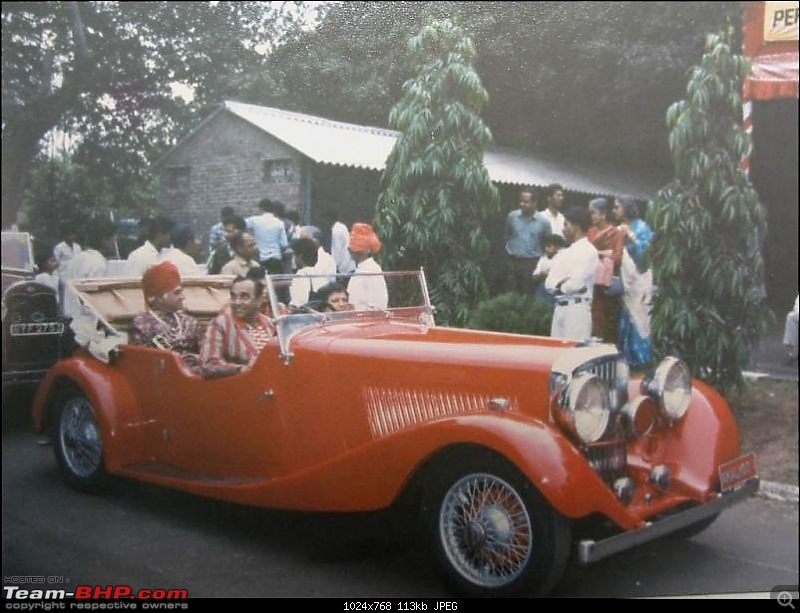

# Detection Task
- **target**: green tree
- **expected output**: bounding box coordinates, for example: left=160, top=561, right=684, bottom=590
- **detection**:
left=2, top=1, right=301, bottom=226
left=21, top=154, right=96, bottom=248
left=649, top=30, right=768, bottom=393
left=257, top=2, right=740, bottom=185
left=375, top=19, right=499, bottom=325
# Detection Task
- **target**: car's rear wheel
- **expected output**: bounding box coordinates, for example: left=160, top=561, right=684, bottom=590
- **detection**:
left=424, top=453, right=571, bottom=597
left=53, top=390, right=108, bottom=492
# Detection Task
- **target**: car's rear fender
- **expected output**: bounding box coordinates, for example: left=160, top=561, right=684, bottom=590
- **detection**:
left=33, top=354, right=147, bottom=471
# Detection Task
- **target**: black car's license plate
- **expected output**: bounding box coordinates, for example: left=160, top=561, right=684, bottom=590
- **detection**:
left=9, top=322, right=65, bottom=336
left=718, top=452, right=758, bottom=492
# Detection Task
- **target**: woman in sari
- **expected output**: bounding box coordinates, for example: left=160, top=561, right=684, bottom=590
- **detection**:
left=587, top=198, right=624, bottom=343
left=614, top=196, right=653, bottom=368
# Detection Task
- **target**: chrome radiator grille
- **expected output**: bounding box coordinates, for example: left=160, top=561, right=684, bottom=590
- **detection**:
left=575, top=355, right=627, bottom=410
left=575, top=355, right=628, bottom=484
left=577, top=358, right=616, bottom=388
left=585, top=438, right=627, bottom=486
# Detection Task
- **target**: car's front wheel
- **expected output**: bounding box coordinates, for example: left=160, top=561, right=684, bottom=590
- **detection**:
left=424, top=453, right=571, bottom=597
left=53, top=390, right=108, bottom=492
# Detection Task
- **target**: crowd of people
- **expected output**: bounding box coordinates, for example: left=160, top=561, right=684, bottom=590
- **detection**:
left=504, top=184, right=655, bottom=368
left=34, top=197, right=389, bottom=378
left=28, top=186, right=798, bottom=374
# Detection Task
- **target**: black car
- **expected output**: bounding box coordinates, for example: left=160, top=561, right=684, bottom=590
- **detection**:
left=2, top=232, right=70, bottom=389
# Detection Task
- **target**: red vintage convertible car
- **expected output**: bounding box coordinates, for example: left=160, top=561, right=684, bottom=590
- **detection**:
left=32, top=271, right=758, bottom=596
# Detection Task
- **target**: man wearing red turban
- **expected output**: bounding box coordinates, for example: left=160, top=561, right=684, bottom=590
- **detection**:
left=129, top=261, right=203, bottom=370
left=347, top=223, right=388, bottom=311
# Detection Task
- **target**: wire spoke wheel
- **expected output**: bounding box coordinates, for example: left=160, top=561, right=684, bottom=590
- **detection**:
left=439, top=473, right=532, bottom=588
left=425, top=452, right=571, bottom=596
left=54, top=390, right=108, bottom=492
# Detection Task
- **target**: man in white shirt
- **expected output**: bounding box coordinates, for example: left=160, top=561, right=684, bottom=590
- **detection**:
left=62, top=218, right=118, bottom=318
left=545, top=207, right=598, bottom=341
left=53, top=231, right=82, bottom=275
left=246, top=198, right=288, bottom=274
left=539, top=183, right=566, bottom=238
left=289, top=237, right=329, bottom=307
left=331, top=220, right=355, bottom=275
left=159, top=223, right=203, bottom=277
left=347, top=223, right=388, bottom=311
left=300, top=226, right=337, bottom=284
left=127, top=216, right=174, bottom=277
left=63, top=218, right=117, bottom=281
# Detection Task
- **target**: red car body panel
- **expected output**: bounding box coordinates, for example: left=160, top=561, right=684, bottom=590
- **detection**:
left=33, top=312, right=744, bottom=532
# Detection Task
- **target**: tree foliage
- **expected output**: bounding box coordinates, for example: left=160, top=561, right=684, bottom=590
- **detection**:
left=375, top=19, right=499, bottom=325
left=256, top=2, right=741, bottom=182
left=21, top=154, right=109, bottom=248
left=649, top=30, right=768, bottom=393
left=2, top=1, right=304, bottom=226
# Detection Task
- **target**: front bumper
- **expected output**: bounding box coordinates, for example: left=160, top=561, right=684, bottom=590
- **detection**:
left=578, top=477, right=759, bottom=564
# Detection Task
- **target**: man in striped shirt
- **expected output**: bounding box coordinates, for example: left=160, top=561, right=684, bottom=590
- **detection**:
left=200, top=276, right=275, bottom=378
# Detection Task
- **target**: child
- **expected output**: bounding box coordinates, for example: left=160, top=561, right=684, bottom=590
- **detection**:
left=532, top=234, right=566, bottom=305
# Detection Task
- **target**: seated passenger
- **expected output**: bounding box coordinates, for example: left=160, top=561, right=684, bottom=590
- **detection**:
left=347, top=223, right=388, bottom=311
left=315, top=281, right=352, bottom=313
left=200, top=276, right=275, bottom=378
left=129, top=261, right=203, bottom=371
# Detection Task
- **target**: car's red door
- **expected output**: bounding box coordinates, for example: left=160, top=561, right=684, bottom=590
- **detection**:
left=155, top=340, right=295, bottom=479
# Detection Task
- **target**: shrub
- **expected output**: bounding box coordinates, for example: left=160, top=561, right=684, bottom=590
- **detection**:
left=466, top=292, right=554, bottom=336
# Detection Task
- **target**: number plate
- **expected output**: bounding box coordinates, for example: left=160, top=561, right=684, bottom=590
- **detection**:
left=9, top=322, right=65, bottom=336
left=718, top=452, right=758, bottom=492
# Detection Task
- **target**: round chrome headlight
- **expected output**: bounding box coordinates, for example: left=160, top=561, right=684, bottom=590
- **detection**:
left=647, top=357, right=692, bottom=421
left=621, top=396, right=657, bottom=439
left=563, top=373, right=611, bottom=443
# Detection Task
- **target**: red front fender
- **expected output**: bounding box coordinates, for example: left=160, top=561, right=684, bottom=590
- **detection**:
left=209, top=413, right=641, bottom=529
left=32, top=353, right=146, bottom=471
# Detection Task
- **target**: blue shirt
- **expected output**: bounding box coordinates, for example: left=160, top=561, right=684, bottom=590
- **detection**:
left=246, top=213, right=288, bottom=262
left=505, top=210, right=552, bottom=258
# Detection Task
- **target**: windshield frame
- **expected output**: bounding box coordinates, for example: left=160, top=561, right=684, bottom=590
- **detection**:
left=265, top=269, right=434, bottom=364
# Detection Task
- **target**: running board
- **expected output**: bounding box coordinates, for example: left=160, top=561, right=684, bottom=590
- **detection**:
left=123, top=463, right=271, bottom=486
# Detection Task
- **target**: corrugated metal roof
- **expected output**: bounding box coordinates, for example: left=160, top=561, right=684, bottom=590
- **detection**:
left=482, top=147, right=661, bottom=198
left=189, top=101, right=660, bottom=199
left=224, top=101, right=396, bottom=171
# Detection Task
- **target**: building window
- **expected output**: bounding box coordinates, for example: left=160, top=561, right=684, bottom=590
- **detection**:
left=165, top=166, right=191, bottom=190
left=263, top=159, right=295, bottom=184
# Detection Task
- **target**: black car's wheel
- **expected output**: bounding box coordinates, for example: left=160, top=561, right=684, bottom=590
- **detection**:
left=53, top=390, right=108, bottom=492
left=424, top=454, right=571, bottom=597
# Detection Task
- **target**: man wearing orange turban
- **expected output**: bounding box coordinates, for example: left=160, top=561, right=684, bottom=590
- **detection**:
left=129, top=261, right=203, bottom=370
left=347, top=223, right=388, bottom=310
